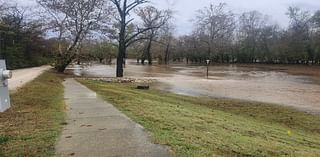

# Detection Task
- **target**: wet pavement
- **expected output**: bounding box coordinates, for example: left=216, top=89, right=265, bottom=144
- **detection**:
left=73, top=61, right=320, bottom=114
left=56, top=78, right=170, bottom=157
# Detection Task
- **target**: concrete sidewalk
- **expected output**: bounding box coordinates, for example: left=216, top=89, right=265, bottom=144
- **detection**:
left=56, top=79, right=170, bottom=157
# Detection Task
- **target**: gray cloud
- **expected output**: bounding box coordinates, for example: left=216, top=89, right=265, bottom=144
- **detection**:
left=152, top=0, right=320, bottom=35
left=14, top=0, right=320, bottom=35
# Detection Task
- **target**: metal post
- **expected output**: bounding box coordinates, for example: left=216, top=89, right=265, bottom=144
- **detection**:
left=207, top=65, right=209, bottom=79
left=206, top=59, right=210, bottom=79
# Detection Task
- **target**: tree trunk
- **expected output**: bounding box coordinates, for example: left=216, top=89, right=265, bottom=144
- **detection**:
left=108, top=56, right=112, bottom=65
left=116, top=12, right=126, bottom=77
left=141, top=58, right=146, bottom=65
left=55, top=54, right=74, bottom=73
left=164, top=43, right=170, bottom=65
left=56, top=63, right=69, bottom=73
left=146, top=36, right=153, bottom=65
left=116, top=43, right=125, bottom=77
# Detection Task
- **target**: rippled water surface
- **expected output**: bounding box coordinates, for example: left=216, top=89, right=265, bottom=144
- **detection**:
left=77, top=61, right=320, bottom=113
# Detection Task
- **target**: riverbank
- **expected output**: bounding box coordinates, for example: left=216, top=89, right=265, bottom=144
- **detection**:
left=78, top=79, right=320, bottom=157
left=0, top=71, right=65, bottom=156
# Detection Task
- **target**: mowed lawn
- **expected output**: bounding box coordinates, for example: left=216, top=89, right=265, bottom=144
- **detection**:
left=79, top=79, right=320, bottom=157
left=0, top=71, right=65, bottom=157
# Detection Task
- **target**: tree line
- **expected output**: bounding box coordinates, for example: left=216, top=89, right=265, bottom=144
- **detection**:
left=155, top=3, right=320, bottom=65
left=1, top=1, right=319, bottom=76
left=0, top=2, right=54, bottom=69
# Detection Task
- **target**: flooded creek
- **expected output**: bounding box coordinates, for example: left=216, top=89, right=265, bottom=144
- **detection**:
left=76, top=61, right=320, bottom=113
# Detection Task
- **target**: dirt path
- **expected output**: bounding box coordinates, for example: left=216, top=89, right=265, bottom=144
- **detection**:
left=8, top=66, right=51, bottom=91
left=56, top=78, right=170, bottom=157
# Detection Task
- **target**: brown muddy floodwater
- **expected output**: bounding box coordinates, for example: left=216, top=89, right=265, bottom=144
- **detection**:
left=76, top=60, right=320, bottom=114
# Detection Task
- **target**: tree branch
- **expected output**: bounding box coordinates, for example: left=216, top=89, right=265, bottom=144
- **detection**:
left=126, top=37, right=149, bottom=47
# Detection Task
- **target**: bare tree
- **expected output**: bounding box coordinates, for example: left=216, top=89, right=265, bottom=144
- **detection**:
left=312, top=11, right=320, bottom=63
left=37, top=0, right=110, bottom=72
left=286, top=7, right=311, bottom=63
left=258, top=24, right=281, bottom=63
left=238, top=11, right=267, bottom=63
left=110, top=0, right=147, bottom=77
left=110, top=0, right=171, bottom=77
left=194, top=3, right=235, bottom=62
left=0, top=1, right=6, bottom=15
left=160, top=22, right=175, bottom=64
left=137, top=6, right=171, bottom=65
left=312, top=10, right=320, bottom=28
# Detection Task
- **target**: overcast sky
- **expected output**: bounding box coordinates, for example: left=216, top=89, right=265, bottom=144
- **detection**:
left=15, top=0, right=320, bottom=35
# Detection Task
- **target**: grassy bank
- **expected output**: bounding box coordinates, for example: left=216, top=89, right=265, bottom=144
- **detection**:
left=0, top=71, right=65, bottom=156
left=79, top=79, right=320, bottom=157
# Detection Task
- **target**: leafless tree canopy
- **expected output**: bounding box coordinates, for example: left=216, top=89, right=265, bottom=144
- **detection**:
left=159, top=3, right=320, bottom=65
left=194, top=3, right=235, bottom=57
left=110, top=0, right=171, bottom=77
left=136, top=5, right=171, bottom=65
left=37, top=0, right=111, bottom=72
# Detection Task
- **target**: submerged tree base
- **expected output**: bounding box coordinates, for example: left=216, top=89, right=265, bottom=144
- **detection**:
left=54, top=54, right=75, bottom=73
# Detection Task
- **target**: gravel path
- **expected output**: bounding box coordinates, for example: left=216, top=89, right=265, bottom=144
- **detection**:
left=8, top=65, right=51, bottom=91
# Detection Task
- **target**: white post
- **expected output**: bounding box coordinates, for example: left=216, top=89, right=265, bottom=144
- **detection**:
left=0, top=60, right=12, bottom=112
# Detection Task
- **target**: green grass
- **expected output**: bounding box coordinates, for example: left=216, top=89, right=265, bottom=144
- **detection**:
left=0, top=71, right=65, bottom=157
left=78, top=79, right=320, bottom=157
